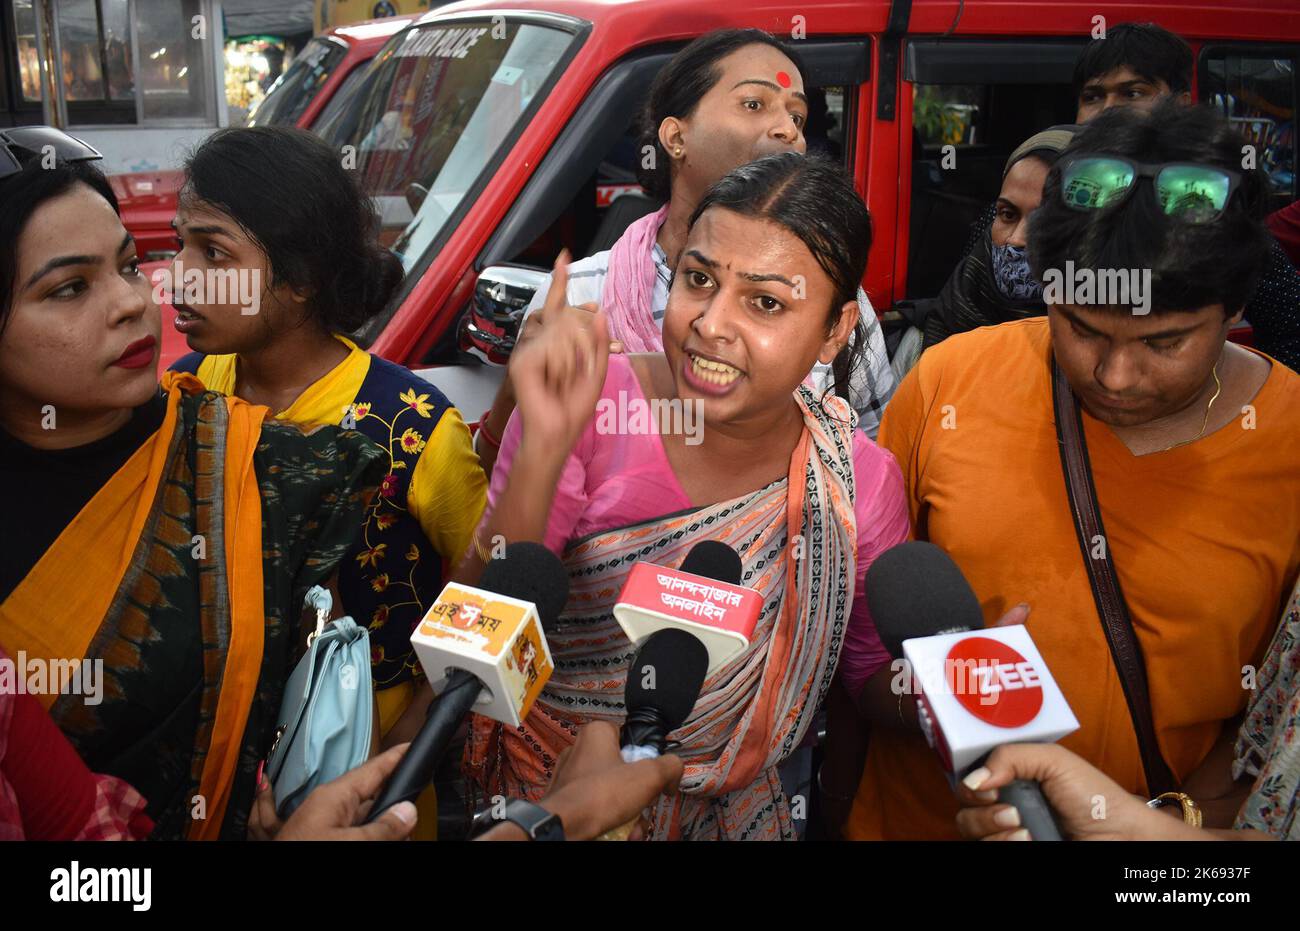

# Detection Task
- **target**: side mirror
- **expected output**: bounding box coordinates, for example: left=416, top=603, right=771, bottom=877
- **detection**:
left=458, top=265, right=550, bottom=366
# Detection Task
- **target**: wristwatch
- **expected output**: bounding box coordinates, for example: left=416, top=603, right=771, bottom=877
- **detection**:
left=498, top=798, right=565, bottom=841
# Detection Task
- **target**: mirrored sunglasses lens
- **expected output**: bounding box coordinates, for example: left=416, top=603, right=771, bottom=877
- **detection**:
left=1157, top=166, right=1230, bottom=222
left=1062, top=158, right=1135, bottom=209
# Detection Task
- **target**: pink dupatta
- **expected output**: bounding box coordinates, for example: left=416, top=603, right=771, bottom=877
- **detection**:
left=600, top=204, right=671, bottom=353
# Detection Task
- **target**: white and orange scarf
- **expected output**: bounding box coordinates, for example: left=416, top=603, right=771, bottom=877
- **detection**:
left=465, top=387, right=858, bottom=839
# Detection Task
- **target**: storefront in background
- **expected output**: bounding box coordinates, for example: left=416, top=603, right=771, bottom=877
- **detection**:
left=2, top=0, right=227, bottom=172
left=314, top=0, right=429, bottom=33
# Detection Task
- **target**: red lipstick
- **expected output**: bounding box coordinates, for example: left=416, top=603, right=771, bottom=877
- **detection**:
left=114, top=335, right=157, bottom=369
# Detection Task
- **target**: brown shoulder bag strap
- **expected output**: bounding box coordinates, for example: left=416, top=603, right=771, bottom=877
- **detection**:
left=1051, top=356, right=1177, bottom=795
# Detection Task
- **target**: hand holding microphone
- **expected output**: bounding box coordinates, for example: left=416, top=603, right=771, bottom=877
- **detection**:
left=865, top=542, right=1078, bottom=841
left=476, top=721, right=685, bottom=842
left=954, top=743, right=1195, bottom=841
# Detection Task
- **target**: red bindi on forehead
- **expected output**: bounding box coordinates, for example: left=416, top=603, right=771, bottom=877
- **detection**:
left=776, top=70, right=791, bottom=88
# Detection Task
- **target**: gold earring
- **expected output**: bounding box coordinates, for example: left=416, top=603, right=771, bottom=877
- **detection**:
left=675, top=147, right=683, bottom=157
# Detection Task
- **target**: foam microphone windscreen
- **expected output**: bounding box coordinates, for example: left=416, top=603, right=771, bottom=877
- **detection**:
left=865, top=541, right=985, bottom=659
left=479, top=542, right=570, bottom=631
left=624, top=628, right=710, bottom=730
left=679, top=540, right=743, bottom=585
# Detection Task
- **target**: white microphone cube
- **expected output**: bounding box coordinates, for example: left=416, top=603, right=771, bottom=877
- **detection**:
left=410, top=582, right=554, bottom=728
left=901, top=624, right=1080, bottom=777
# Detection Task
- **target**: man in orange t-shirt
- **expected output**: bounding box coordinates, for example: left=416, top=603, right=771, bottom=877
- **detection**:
left=846, top=103, right=1300, bottom=840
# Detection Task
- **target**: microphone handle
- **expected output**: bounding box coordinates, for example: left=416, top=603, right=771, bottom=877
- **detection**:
left=364, top=668, right=482, bottom=823
left=998, top=779, right=1064, bottom=841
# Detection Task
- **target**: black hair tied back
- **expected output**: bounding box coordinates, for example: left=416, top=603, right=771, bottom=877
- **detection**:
left=689, top=152, right=872, bottom=411
left=635, top=28, right=806, bottom=202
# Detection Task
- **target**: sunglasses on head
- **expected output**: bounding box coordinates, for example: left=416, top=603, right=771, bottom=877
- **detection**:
left=1058, top=155, right=1242, bottom=224
left=0, top=126, right=102, bottom=181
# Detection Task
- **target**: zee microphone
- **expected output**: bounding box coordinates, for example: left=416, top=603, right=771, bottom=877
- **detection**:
left=866, top=542, right=1077, bottom=841
left=365, top=542, right=569, bottom=823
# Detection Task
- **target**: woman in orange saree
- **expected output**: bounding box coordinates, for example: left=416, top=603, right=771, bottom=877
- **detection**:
left=0, top=131, right=385, bottom=839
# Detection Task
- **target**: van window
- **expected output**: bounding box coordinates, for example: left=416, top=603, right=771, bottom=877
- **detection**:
left=308, top=59, right=372, bottom=132
left=507, top=80, right=854, bottom=271
left=1200, top=49, right=1297, bottom=207
left=906, top=81, right=1075, bottom=300
left=332, top=20, right=574, bottom=267
left=248, top=37, right=348, bottom=128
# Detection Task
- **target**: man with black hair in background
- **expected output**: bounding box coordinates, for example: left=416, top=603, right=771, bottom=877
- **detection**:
left=1070, top=22, right=1300, bottom=370
left=912, top=23, right=1299, bottom=370
left=1072, top=21, right=1193, bottom=123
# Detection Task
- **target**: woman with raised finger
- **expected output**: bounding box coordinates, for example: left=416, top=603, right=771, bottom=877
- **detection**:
left=457, top=153, right=910, bottom=840
left=0, top=129, right=386, bottom=839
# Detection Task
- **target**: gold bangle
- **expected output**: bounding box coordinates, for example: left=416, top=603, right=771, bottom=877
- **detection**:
left=1147, top=791, right=1203, bottom=828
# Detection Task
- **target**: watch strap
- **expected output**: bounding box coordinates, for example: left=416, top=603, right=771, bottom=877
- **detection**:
left=502, top=798, right=565, bottom=841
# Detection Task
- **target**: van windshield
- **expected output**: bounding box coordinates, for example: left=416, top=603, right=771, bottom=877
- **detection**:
left=249, top=37, right=348, bottom=127
left=328, top=20, right=573, bottom=275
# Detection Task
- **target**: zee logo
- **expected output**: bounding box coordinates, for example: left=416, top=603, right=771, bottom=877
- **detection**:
left=945, top=637, right=1043, bottom=728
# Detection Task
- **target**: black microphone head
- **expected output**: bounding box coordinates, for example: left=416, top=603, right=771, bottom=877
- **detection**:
left=478, top=542, right=570, bottom=631
left=678, top=540, right=742, bottom=585
left=625, top=628, right=709, bottom=733
left=865, top=541, right=985, bottom=659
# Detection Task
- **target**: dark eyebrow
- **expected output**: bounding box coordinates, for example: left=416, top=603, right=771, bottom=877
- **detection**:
left=1058, top=303, right=1200, bottom=339
left=684, top=249, right=719, bottom=269
left=731, top=79, right=808, bottom=105
left=739, top=271, right=798, bottom=288
left=684, top=250, right=797, bottom=288
left=22, top=232, right=134, bottom=292
left=1055, top=304, right=1104, bottom=334
left=1137, top=321, right=1202, bottom=340
left=171, top=218, right=234, bottom=238
left=1083, top=77, right=1153, bottom=93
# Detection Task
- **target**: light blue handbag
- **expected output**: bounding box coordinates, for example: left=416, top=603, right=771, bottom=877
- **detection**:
left=265, top=586, right=373, bottom=818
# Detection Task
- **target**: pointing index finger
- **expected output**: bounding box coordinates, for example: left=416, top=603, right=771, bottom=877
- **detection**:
left=542, top=250, right=572, bottom=320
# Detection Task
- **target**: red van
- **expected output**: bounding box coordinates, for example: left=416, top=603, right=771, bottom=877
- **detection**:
left=157, top=2, right=1299, bottom=384
left=119, top=14, right=418, bottom=263
left=304, top=0, right=1297, bottom=415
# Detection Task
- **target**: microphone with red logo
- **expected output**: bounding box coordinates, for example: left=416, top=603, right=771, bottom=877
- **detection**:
left=866, top=541, right=1079, bottom=841
left=612, top=540, right=762, bottom=675
left=594, top=541, right=740, bottom=840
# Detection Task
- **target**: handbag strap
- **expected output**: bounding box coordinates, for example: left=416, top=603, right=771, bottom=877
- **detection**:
left=1051, top=356, right=1177, bottom=795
